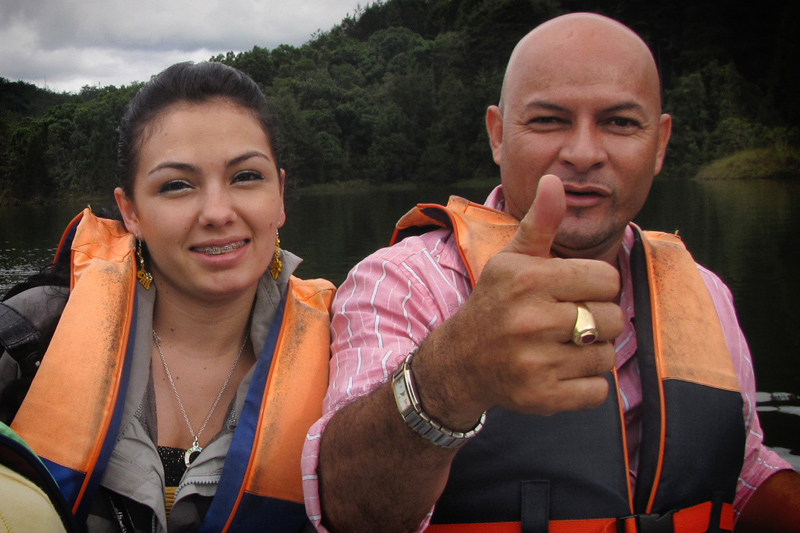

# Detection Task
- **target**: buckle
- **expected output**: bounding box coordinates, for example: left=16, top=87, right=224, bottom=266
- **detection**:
left=617, top=510, right=675, bottom=533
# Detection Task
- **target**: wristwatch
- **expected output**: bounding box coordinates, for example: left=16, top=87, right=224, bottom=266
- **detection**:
left=391, top=346, right=486, bottom=449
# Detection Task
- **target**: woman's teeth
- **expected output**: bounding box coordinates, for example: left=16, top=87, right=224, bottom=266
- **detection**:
left=200, top=241, right=245, bottom=255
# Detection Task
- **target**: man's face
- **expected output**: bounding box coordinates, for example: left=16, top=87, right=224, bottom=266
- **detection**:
left=487, top=17, right=672, bottom=262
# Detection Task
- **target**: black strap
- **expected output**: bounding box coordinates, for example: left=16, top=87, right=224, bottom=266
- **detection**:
left=629, top=231, right=662, bottom=512
left=705, top=492, right=728, bottom=533
left=617, top=511, right=675, bottom=533
left=106, top=491, right=137, bottom=533
left=636, top=511, right=675, bottom=533
left=520, top=480, right=549, bottom=533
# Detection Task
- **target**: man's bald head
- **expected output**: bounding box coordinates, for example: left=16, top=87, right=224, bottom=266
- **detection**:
left=485, top=12, right=672, bottom=263
left=499, top=13, right=662, bottom=113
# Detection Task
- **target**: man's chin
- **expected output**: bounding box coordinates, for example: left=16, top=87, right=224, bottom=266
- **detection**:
left=553, top=226, right=622, bottom=262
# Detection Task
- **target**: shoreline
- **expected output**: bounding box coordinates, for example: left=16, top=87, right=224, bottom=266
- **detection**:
left=1, top=177, right=502, bottom=207
left=695, top=146, right=800, bottom=181
left=3, top=150, right=798, bottom=206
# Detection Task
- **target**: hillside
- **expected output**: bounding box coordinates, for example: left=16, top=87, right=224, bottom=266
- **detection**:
left=1, top=0, right=797, bottom=203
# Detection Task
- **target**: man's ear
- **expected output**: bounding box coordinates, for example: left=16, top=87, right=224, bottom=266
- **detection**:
left=654, top=113, right=672, bottom=176
left=114, top=187, right=140, bottom=236
left=486, top=105, right=504, bottom=166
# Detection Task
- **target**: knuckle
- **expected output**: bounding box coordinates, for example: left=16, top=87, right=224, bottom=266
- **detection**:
left=586, top=345, right=615, bottom=376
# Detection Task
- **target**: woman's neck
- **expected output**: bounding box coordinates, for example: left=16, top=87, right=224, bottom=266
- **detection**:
left=151, top=284, right=257, bottom=359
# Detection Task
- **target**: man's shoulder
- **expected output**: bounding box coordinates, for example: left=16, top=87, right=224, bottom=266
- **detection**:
left=364, top=228, right=464, bottom=272
left=335, top=227, right=470, bottom=308
left=695, top=263, right=734, bottom=302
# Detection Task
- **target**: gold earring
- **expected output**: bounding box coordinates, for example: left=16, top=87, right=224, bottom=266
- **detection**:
left=270, top=234, right=283, bottom=280
left=137, top=240, right=153, bottom=289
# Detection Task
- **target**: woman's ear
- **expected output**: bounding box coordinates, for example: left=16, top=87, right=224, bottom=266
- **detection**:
left=278, top=169, right=286, bottom=228
left=114, top=187, right=140, bottom=236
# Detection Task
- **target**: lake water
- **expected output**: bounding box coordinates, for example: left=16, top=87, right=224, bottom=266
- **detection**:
left=1, top=179, right=799, bottom=468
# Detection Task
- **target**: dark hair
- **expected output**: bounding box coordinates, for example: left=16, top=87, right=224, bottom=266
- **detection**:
left=117, top=61, right=281, bottom=197
left=3, top=63, right=281, bottom=300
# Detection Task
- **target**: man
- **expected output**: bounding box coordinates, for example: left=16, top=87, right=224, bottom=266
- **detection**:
left=302, top=13, right=800, bottom=532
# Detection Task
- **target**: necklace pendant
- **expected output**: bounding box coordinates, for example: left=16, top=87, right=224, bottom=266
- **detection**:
left=184, top=439, right=203, bottom=467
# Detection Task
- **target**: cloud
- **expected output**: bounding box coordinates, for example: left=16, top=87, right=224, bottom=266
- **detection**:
left=0, top=0, right=366, bottom=93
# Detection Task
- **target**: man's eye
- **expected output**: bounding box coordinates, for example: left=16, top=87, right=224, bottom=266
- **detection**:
left=609, top=118, right=640, bottom=128
left=158, top=180, right=192, bottom=193
left=233, top=170, right=265, bottom=183
left=530, top=117, right=560, bottom=124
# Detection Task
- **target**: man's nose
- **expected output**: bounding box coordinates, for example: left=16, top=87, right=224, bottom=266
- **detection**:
left=558, top=121, right=607, bottom=173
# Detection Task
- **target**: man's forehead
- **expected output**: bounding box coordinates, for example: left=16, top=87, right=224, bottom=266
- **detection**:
left=502, top=14, right=661, bottom=109
left=521, top=13, right=653, bottom=58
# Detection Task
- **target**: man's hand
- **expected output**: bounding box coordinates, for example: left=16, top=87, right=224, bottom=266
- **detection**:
left=414, top=174, right=625, bottom=429
left=319, top=175, right=625, bottom=533
left=735, top=469, right=800, bottom=532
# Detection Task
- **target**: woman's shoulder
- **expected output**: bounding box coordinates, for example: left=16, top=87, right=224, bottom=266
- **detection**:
left=1, top=286, right=69, bottom=424
left=1, top=285, right=69, bottom=334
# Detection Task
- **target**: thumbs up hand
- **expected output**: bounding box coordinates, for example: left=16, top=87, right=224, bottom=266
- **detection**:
left=502, top=174, right=566, bottom=258
left=410, top=175, right=625, bottom=430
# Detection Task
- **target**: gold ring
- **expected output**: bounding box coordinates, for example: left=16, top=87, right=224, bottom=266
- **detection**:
left=573, top=303, right=598, bottom=346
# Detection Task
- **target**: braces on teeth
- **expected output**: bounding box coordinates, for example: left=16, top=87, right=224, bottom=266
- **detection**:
left=202, top=242, right=243, bottom=255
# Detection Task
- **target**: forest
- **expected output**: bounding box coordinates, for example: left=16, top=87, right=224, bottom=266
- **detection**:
left=1, top=0, right=798, bottom=204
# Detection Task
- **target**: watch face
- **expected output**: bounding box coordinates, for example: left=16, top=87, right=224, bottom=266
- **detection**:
left=392, top=374, right=412, bottom=412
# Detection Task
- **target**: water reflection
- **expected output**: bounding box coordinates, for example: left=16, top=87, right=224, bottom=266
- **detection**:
left=1, top=180, right=798, bottom=465
left=1, top=203, right=83, bottom=292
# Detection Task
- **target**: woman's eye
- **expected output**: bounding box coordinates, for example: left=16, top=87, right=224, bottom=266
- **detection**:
left=158, top=180, right=192, bottom=193
left=233, top=170, right=265, bottom=183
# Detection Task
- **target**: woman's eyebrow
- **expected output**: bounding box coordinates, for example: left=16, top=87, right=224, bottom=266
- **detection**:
left=147, top=161, right=198, bottom=176
left=226, top=151, right=272, bottom=168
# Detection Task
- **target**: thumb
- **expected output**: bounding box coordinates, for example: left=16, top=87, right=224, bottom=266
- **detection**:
left=503, top=174, right=566, bottom=257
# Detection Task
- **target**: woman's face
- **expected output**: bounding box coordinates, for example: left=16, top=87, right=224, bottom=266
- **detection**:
left=115, top=99, right=285, bottom=304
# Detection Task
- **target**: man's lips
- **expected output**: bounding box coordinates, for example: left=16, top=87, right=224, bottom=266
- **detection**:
left=191, top=240, right=248, bottom=255
left=562, top=183, right=611, bottom=197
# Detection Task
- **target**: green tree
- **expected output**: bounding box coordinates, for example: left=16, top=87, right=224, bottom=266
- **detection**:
left=3, top=119, right=51, bottom=202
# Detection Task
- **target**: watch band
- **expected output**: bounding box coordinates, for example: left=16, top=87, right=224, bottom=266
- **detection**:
left=391, top=346, right=486, bottom=449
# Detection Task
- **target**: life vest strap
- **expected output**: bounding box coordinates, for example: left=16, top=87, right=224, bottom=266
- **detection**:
left=425, top=501, right=733, bottom=533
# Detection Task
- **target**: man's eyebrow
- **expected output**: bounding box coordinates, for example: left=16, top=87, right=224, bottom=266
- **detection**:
left=602, top=102, right=645, bottom=114
left=523, top=101, right=646, bottom=114
left=524, top=101, right=568, bottom=112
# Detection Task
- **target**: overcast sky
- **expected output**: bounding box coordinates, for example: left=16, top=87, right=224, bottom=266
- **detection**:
left=0, top=0, right=367, bottom=94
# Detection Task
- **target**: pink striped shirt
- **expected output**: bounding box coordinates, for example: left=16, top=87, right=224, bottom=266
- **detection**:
left=302, top=186, right=791, bottom=530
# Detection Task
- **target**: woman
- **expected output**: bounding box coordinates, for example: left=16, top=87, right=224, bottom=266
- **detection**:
left=0, top=62, right=335, bottom=532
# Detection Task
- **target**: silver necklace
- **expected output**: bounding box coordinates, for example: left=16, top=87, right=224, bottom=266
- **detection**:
left=152, top=329, right=249, bottom=466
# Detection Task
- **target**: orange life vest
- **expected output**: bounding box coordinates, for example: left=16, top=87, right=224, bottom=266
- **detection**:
left=392, top=197, right=746, bottom=533
left=11, top=208, right=335, bottom=532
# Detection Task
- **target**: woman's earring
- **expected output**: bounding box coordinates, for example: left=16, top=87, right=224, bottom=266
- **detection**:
left=270, top=234, right=283, bottom=280
left=137, top=240, right=153, bottom=289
